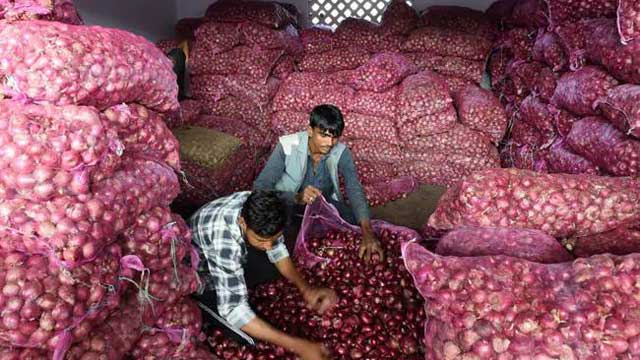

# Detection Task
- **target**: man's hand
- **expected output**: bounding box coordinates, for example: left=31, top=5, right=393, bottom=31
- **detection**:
left=296, top=186, right=322, bottom=205
left=302, top=287, right=337, bottom=314
left=296, top=341, right=332, bottom=360
left=359, top=230, right=385, bottom=263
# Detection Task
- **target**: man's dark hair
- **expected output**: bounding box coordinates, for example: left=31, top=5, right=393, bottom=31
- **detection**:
left=241, top=191, right=286, bottom=237
left=309, top=104, right=344, bottom=138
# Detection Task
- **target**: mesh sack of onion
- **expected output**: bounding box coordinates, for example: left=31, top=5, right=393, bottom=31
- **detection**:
left=402, top=240, right=640, bottom=360
left=0, top=20, right=177, bottom=112
left=566, top=117, right=640, bottom=177
left=435, top=226, right=573, bottom=263
left=428, top=168, right=640, bottom=238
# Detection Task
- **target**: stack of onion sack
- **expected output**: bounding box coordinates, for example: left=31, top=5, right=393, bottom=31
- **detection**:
left=170, top=116, right=273, bottom=210
left=0, top=245, right=135, bottom=357
left=0, top=0, right=82, bottom=24
left=402, top=241, right=640, bottom=360
left=395, top=73, right=503, bottom=188
left=0, top=18, right=209, bottom=358
left=488, top=1, right=640, bottom=177
left=271, top=54, right=420, bottom=205
left=298, top=0, right=418, bottom=74
left=425, top=168, right=640, bottom=258
left=58, top=170, right=204, bottom=357
left=401, top=6, right=495, bottom=93
left=271, top=56, right=503, bottom=202
left=207, top=198, right=425, bottom=359
left=188, top=0, right=301, bottom=130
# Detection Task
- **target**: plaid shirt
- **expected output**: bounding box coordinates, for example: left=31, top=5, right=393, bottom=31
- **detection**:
left=189, top=191, right=289, bottom=329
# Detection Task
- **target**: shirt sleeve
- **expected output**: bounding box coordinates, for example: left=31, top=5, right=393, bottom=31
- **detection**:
left=252, top=143, right=297, bottom=203
left=338, top=148, right=371, bottom=223
left=266, top=235, right=290, bottom=263
left=205, top=230, right=256, bottom=329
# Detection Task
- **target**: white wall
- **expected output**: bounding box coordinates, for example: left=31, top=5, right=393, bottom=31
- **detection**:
left=176, top=0, right=495, bottom=28
left=75, top=0, right=178, bottom=41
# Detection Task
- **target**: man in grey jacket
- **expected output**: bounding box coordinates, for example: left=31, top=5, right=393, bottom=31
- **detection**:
left=253, top=104, right=384, bottom=262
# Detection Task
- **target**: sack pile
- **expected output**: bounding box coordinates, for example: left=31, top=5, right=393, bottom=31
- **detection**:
left=163, top=0, right=301, bottom=210
left=0, top=7, right=210, bottom=358
left=403, top=240, right=640, bottom=360
left=273, top=3, right=506, bottom=201
left=491, top=1, right=640, bottom=178
left=189, top=0, right=300, bottom=125
left=402, top=6, right=496, bottom=92
left=164, top=1, right=505, bottom=208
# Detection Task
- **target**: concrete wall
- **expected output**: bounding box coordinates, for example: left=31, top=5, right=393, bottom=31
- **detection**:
left=413, top=0, right=494, bottom=11
left=75, top=0, right=178, bottom=42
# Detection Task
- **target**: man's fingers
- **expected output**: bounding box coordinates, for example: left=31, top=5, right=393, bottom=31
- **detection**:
left=303, top=187, right=322, bottom=204
left=321, top=344, right=331, bottom=357
left=306, top=185, right=321, bottom=196
left=376, top=247, right=385, bottom=262
left=358, top=244, right=366, bottom=259
left=363, top=246, right=372, bottom=263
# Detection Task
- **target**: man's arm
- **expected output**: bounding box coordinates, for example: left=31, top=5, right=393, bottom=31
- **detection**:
left=274, top=255, right=309, bottom=293
left=241, top=318, right=328, bottom=359
left=208, top=240, right=328, bottom=359
left=268, top=238, right=337, bottom=314
left=266, top=237, right=310, bottom=294
left=338, top=148, right=385, bottom=262
left=337, top=148, right=371, bottom=223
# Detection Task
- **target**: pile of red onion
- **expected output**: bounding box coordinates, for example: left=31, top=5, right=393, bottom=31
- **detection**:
left=208, top=228, right=425, bottom=359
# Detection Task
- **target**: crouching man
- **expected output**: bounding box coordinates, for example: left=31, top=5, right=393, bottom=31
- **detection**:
left=190, top=190, right=335, bottom=360
left=254, top=104, right=384, bottom=262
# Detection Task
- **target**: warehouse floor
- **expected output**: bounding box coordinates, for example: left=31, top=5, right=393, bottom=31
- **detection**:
left=371, top=184, right=447, bottom=230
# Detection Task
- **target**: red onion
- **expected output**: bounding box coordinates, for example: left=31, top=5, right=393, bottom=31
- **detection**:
left=403, top=241, right=640, bottom=360
left=428, top=168, right=640, bottom=238
left=0, top=244, right=124, bottom=351
left=208, top=226, right=425, bottom=359
left=0, top=21, right=177, bottom=112
left=402, top=26, right=492, bottom=61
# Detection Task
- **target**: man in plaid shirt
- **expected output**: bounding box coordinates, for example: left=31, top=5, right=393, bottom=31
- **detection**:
left=191, top=190, right=335, bottom=360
